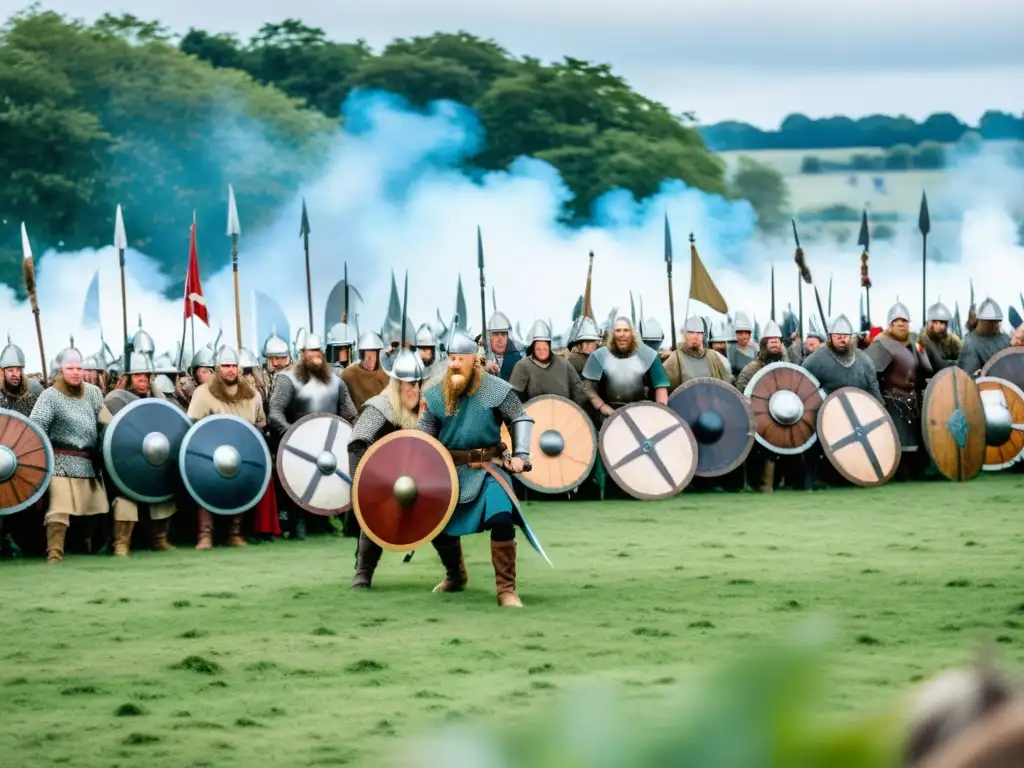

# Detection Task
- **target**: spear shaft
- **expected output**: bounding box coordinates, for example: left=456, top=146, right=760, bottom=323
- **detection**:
left=477, top=227, right=490, bottom=358
left=119, top=245, right=129, bottom=368
left=303, top=229, right=313, bottom=331
left=231, top=233, right=242, bottom=349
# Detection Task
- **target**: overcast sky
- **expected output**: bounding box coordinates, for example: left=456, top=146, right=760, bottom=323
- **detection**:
left=3, top=0, right=1021, bottom=127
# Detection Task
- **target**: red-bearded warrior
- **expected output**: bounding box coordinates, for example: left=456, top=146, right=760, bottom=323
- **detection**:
left=919, top=301, right=962, bottom=373
left=325, top=322, right=357, bottom=377
left=269, top=333, right=357, bottom=540
left=866, top=302, right=933, bottom=465
left=417, top=328, right=536, bottom=608
left=509, top=320, right=588, bottom=404
left=342, top=331, right=390, bottom=413
left=958, top=299, right=1010, bottom=376
left=482, top=311, right=523, bottom=382
left=582, top=316, right=670, bottom=421
left=187, top=347, right=269, bottom=549
left=98, top=353, right=178, bottom=555
left=663, top=316, right=733, bottom=389
left=348, top=348, right=434, bottom=587
left=727, top=311, right=757, bottom=377
left=29, top=341, right=109, bottom=563
left=565, top=317, right=601, bottom=377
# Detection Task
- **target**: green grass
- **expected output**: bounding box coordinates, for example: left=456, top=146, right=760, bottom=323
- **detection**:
left=2, top=474, right=1024, bottom=766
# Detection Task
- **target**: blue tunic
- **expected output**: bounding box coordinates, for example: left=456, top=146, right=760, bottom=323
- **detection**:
left=418, top=373, right=528, bottom=538
left=497, top=348, right=523, bottom=382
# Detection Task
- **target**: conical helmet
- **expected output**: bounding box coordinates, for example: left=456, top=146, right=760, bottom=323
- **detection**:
left=131, top=314, right=155, bottom=356
left=191, top=347, right=216, bottom=371
left=238, top=347, right=260, bottom=370
left=640, top=317, right=664, bottom=344
left=568, top=317, right=601, bottom=345
left=55, top=337, right=83, bottom=369
left=358, top=330, right=385, bottom=352
left=732, top=311, right=753, bottom=333
left=683, top=316, right=705, bottom=334
left=262, top=328, right=290, bottom=358
left=886, top=301, right=911, bottom=326
left=81, top=354, right=103, bottom=372
left=216, top=346, right=240, bottom=366
left=761, top=320, right=783, bottom=339
left=977, top=298, right=1002, bottom=321
left=525, top=319, right=552, bottom=349
left=0, top=335, right=26, bottom=369
left=829, top=314, right=855, bottom=335
left=447, top=327, right=479, bottom=356
left=152, top=353, right=179, bottom=376
left=390, top=348, right=425, bottom=383
left=299, top=333, right=322, bottom=352
left=128, top=351, right=155, bottom=375
left=926, top=301, right=952, bottom=323
left=488, top=311, right=512, bottom=334
left=415, top=324, right=437, bottom=348
left=326, top=322, right=357, bottom=348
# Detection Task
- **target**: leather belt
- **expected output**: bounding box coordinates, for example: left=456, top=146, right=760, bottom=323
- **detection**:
left=54, top=448, right=91, bottom=458
left=448, top=444, right=505, bottom=467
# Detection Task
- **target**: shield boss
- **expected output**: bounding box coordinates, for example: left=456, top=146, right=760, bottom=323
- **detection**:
left=598, top=402, right=696, bottom=500
left=977, top=377, right=1024, bottom=471
left=276, top=413, right=354, bottom=516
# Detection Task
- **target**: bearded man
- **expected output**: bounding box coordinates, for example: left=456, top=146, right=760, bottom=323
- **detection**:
left=865, top=303, right=933, bottom=473
left=97, top=353, right=178, bottom=555
left=269, top=333, right=357, bottom=540
left=348, top=349, right=439, bottom=588
left=482, top=311, right=523, bottom=381
left=29, top=342, right=109, bottom=563
left=509, top=320, right=588, bottom=404
left=919, top=301, right=962, bottom=372
left=582, top=316, right=670, bottom=422
left=342, top=331, right=390, bottom=413
left=80, top=355, right=109, bottom=392
left=565, top=317, right=601, bottom=377
left=663, top=316, right=732, bottom=389
left=958, top=299, right=1010, bottom=376
left=733, top=322, right=788, bottom=492
left=175, top=347, right=216, bottom=410
left=1, top=337, right=41, bottom=416
left=414, top=325, right=444, bottom=383
left=801, top=314, right=882, bottom=399
left=728, top=311, right=757, bottom=377
left=417, top=328, right=536, bottom=608
left=187, top=347, right=277, bottom=548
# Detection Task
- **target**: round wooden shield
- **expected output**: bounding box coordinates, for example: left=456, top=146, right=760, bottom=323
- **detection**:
left=276, top=413, right=354, bottom=516
left=597, top=402, right=697, bottom=500
left=179, top=415, right=272, bottom=515
left=921, top=367, right=987, bottom=482
left=0, top=408, right=54, bottom=516
left=980, top=347, right=1024, bottom=391
left=498, top=395, right=597, bottom=493
left=744, top=362, right=825, bottom=455
left=668, top=378, right=755, bottom=477
left=103, top=398, right=191, bottom=504
left=976, top=377, right=1024, bottom=471
left=352, top=430, right=458, bottom=552
left=817, top=388, right=902, bottom=487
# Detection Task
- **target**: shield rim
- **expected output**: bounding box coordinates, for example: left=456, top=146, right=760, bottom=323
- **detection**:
left=977, top=376, right=1024, bottom=471
left=670, top=377, right=755, bottom=478
left=275, top=412, right=355, bottom=515
left=921, top=366, right=986, bottom=482
left=501, top=394, right=598, bottom=494
left=980, top=346, right=1024, bottom=381
left=816, top=387, right=902, bottom=487
left=598, top=401, right=697, bottom=501
left=178, top=414, right=272, bottom=515
left=0, top=408, right=54, bottom=516
left=744, top=361, right=826, bottom=456
left=352, top=430, right=458, bottom=552
left=102, top=397, right=191, bottom=504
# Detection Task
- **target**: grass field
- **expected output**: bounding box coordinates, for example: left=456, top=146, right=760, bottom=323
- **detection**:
left=3, top=475, right=1024, bottom=766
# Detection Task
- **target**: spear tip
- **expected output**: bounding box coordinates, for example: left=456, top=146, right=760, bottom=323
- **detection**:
left=20, top=222, right=32, bottom=261
left=226, top=184, right=241, bottom=237
left=114, top=204, right=128, bottom=249
left=299, top=198, right=310, bottom=237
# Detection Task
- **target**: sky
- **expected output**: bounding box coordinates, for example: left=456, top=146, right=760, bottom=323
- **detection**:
left=2, top=0, right=1021, bottom=127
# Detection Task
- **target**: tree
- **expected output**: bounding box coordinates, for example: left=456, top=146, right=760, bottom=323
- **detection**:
left=800, top=156, right=821, bottom=174
left=884, top=144, right=913, bottom=170
left=729, top=157, right=789, bottom=234
left=912, top=142, right=945, bottom=169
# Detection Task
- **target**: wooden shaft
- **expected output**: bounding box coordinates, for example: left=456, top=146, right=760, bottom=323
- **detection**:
left=33, top=309, right=47, bottom=381
left=921, top=234, right=927, bottom=326
left=119, top=250, right=129, bottom=368
left=232, top=263, right=242, bottom=349
left=304, top=236, right=313, bottom=332
left=667, top=273, right=677, bottom=350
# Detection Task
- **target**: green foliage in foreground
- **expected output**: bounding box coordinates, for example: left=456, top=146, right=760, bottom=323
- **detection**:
left=2, top=475, right=1023, bottom=767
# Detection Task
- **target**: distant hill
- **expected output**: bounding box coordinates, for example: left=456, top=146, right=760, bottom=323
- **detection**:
left=700, top=111, right=1023, bottom=152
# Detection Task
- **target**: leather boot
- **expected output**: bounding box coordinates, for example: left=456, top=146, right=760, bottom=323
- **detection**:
left=350, top=533, right=383, bottom=588
left=431, top=538, right=468, bottom=593
left=292, top=512, right=307, bottom=541
left=46, top=522, right=68, bottom=564
left=490, top=539, right=522, bottom=608
left=113, top=521, right=134, bottom=557
left=226, top=515, right=247, bottom=547
left=151, top=518, right=175, bottom=551
left=195, top=508, right=214, bottom=550
left=756, top=458, right=775, bottom=493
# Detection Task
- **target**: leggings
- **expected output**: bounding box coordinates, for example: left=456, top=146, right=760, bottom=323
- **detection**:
left=434, top=512, right=516, bottom=546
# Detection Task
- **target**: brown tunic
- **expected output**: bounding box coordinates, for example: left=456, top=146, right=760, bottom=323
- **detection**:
left=341, top=363, right=389, bottom=412
left=508, top=355, right=587, bottom=404
left=663, top=346, right=732, bottom=390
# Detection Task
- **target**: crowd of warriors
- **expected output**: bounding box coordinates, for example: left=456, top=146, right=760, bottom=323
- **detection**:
left=1, top=298, right=1021, bottom=601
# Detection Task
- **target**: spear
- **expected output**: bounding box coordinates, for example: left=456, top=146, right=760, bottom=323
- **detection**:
left=791, top=220, right=804, bottom=337
left=300, top=198, right=313, bottom=333
left=114, top=204, right=129, bottom=368
left=792, top=219, right=829, bottom=336
left=770, top=264, right=776, bottom=322
left=858, top=210, right=872, bottom=329
left=582, top=250, right=595, bottom=319
left=227, top=184, right=242, bottom=348
left=491, top=286, right=497, bottom=314
left=664, top=215, right=677, bottom=351
left=342, top=261, right=349, bottom=324
left=20, top=223, right=47, bottom=380
left=827, top=273, right=833, bottom=317
left=919, top=191, right=930, bottom=324
left=476, top=226, right=490, bottom=359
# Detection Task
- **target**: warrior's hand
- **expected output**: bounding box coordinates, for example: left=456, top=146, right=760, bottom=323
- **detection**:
left=484, top=360, right=499, bottom=375
left=507, top=456, right=525, bottom=474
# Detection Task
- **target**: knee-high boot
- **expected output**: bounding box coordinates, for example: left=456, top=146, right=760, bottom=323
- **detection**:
left=227, top=515, right=247, bottom=547
left=195, top=508, right=214, bottom=550
left=351, top=533, right=383, bottom=588
left=113, top=521, right=134, bottom=557
left=151, top=518, right=174, bottom=551
left=755, top=458, right=775, bottom=493
left=490, top=539, right=522, bottom=608
left=431, top=538, right=468, bottom=593
left=46, top=522, right=68, bottom=564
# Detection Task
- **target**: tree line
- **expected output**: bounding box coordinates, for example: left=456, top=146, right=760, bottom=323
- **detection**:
left=702, top=112, right=1024, bottom=152
left=0, top=11, right=754, bottom=297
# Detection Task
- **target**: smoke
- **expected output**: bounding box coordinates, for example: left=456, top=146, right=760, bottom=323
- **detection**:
left=2, top=90, right=1023, bottom=371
